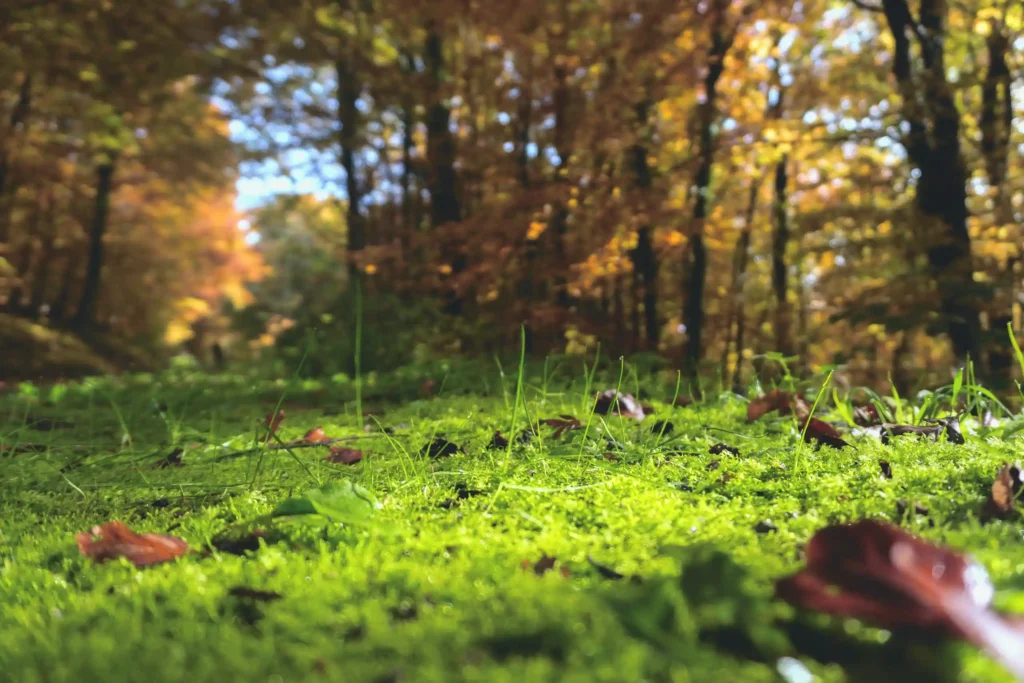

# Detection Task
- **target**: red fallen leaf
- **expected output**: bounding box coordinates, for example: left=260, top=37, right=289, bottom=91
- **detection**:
left=776, top=519, right=1024, bottom=680
left=541, top=415, right=582, bottom=439
left=522, top=554, right=567, bottom=577
left=984, top=462, right=1023, bottom=519
left=853, top=404, right=881, bottom=426
left=264, top=410, right=285, bottom=442
left=747, top=389, right=809, bottom=422
left=594, top=390, right=646, bottom=420
left=152, top=448, right=184, bottom=469
left=672, top=395, right=694, bottom=407
left=488, top=431, right=509, bottom=449
left=802, top=417, right=850, bottom=449
left=326, top=447, right=364, bottom=465
left=420, top=379, right=437, bottom=397
left=76, top=521, right=189, bottom=567
left=303, top=427, right=330, bottom=444
left=879, top=460, right=893, bottom=479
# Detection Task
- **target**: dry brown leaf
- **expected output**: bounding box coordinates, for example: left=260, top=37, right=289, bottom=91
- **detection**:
left=76, top=521, right=189, bottom=567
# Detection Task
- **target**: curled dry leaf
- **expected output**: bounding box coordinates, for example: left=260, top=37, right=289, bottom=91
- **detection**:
left=880, top=417, right=964, bottom=446
left=747, top=389, right=809, bottom=422
left=228, top=587, right=282, bottom=602
left=263, top=409, right=285, bottom=442
left=853, top=404, right=881, bottom=426
left=522, top=554, right=569, bottom=577
left=152, top=447, right=184, bottom=469
left=541, top=415, right=582, bottom=439
left=326, top=447, right=364, bottom=465
left=303, top=427, right=330, bottom=444
left=594, top=390, right=646, bottom=420
left=77, top=521, right=189, bottom=567
left=775, top=519, right=1024, bottom=680
left=802, top=417, right=850, bottom=449
left=985, top=462, right=1023, bottom=519
left=488, top=431, right=509, bottom=449
left=709, top=442, right=740, bottom=456
left=421, top=437, right=461, bottom=458
left=879, top=460, right=893, bottom=479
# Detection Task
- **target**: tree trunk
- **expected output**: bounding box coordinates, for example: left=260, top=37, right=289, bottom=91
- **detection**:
left=336, top=55, right=364, bottom=284
left=425, top=25, right=463, bottom=314
left=514, top=65, right=535, bottom=352
left=73, top=159, right=116, bottom=329
left=400, top=51, right=416, bottom=232
left=980, top=26, right=1011, bottom=219
left=771, top=153, right=791, bottom=356
left=630, top=99, right=659, bottom=350
left=683, top=5, right=731, bottom=377
left=28, top=189, right=57, bottom=317
left=0, top=72, right=31, bottom=245
left=723, top=176, right=759, bottom=389
left=50, top=245, right=79, bottom=321
left=880, top=0, right=979, bottom=362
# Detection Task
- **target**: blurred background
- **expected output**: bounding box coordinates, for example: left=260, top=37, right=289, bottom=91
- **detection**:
left=0, top=0, right=1021, bottom=390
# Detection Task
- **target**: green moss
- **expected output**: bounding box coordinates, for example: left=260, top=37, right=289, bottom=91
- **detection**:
left=0, top=365, right=1020, bottom=682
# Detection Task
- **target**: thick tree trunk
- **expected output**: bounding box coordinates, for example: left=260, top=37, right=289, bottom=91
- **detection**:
left=336, top=56, right=364, bottom=284
left=771, top=153, right=791, bottom=356
left=50, top=248, right=78, bottom=321
left=425, top=25, right=464, bottom=314
left=880, top=0, right=979, bottom=362
left=683, top=6, right=731, bottom=377
left=73, top=159, right=116, bottom=329
left=630, top=99, right=659, bottom=350
left=980, top=25, right=1011, bottom=218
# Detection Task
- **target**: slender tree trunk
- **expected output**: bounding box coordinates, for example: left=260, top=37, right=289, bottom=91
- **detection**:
left=880, top=0, right=979, bottom=362
left=336, top=55, right=364, bottom=284
left=630, top=99, right=659, bottom=350
left=514, top=64, right=535, bottom=352
left=550, top=62, right=571, bottom=309
left=73, top=159, right=116, bottom=329
left=980, top=26, right=1011, bottom=220
left=683, top=4, right=732, bottom=377
left=425, top=24, right=463, bottom=314
left=400, top=51, right=416, bottom=232
left=0, top=72, right=31, bottom=245
left=723, top=177, right=759, bottom=388
left=28, top=189, right=57, bottom=317
left=771, top=153, right=791, bottom=356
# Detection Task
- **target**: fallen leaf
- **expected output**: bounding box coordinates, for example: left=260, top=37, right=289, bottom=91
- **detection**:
left=420, top=437, right=461, bottom=458
left=879, top=460, right=893, bottom=479
left=706, top=459, right=721, bottom=471
left=303, top=427, right=330, bottom=444
left=880, top=417, right=964, bottom=446
left=488, top=431, right=509, bottom=449
left=271, top=480, right=380, bottom=523
left=586, top=555, right=625, bottom=580
left=896, top=499, right=929, bottom=518
left=439, top=482, right=485, bottom=509
left=651, top=420, right=674, bottom=435
left=522, top=554, right=568, bottom=577
left=541, top=415, right=582, bottom=439
left=754, top=520, right=778, bottom=534
left=326, top=447, right=364, bottom=465
left=802, top=417, right=850, bottom=449
left=747, top=389, right=808, bottom=422
left=985, top=462, right=1023, bottom=519
left=210, top=529, right=268, bottom=556
left=152, top=448, right=184, bottom=469
left=672, top=395, right=694, bottom=407
left=264, top=410, right=285, bottom=442
left=709, top=442, right=740, bottom=456
left=594, top=390, right=646, bottom=420
left=775, top=519, right=1024, bottom=680
left=76, top=521, right=189, bottom=567
left=853, top=404, right=881, bottom=426
left=420, top=378, right=437, bottom=397
left=228, top=587, right=282, bottom=602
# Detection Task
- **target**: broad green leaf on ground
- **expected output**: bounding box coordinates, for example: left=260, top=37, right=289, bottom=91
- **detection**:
left=271, top=479, right=380, bottom=523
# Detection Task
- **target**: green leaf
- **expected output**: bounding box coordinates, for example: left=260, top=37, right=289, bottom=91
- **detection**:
left=951, top=367, right=963, bottom=407
left=271, top=479, right=380, bottom=523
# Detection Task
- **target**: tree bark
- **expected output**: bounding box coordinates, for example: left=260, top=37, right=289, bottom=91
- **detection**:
left=723, top=176, right=759, bottom=389
left=73, top=159, right=116, bottom=329
left=0, top=72, right=31, bottom=245
left=425, top=25, right=463, bottom=315
left=336, top=55, right=364, bottom=283
left=399, top=51, right=416, bottom=232
left=880, top=0, right=980, bottom=362
left=630, top=99, right=659, bottom=350
left=683, top=4, right=732, bottom=377
left=771, top=153, right=791, bottom=356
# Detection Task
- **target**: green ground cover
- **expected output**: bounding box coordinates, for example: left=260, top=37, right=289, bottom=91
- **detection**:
left=1, top=359, right=1023, bottom=682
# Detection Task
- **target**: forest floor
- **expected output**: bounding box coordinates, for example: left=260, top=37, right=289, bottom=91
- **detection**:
left=1, top=358, right=1023, bottom=682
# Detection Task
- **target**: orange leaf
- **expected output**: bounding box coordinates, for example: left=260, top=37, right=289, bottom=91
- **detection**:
left=326, top=447, right=364, bottom=465
left=264, top=410, right=285, bottom=442
left=76, top=521, right=189, bottom=567
left=303, top=427, right=330, bottom=444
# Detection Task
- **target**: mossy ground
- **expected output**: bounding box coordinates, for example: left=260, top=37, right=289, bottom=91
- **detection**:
left=1, top=359, right=1022, bottom=682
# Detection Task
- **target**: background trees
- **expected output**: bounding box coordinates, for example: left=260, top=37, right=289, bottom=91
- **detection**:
left=1, top=0, right=1021, bottom=388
